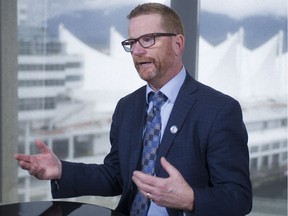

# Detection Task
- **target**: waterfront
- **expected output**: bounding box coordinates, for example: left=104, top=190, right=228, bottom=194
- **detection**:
left=250, top=176, right=287, bottom=216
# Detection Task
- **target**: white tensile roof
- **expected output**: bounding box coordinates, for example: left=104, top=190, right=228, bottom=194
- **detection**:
left=59, top=24, right=287, bottom=112
left=198, top=28, right=287, bottom=102
left=59, top=24, right=145, bottom=112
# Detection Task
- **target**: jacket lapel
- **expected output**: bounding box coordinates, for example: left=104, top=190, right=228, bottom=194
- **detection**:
left=155, top=75, right=198, bottom=174
left=128, top=87, right=147, bottom=176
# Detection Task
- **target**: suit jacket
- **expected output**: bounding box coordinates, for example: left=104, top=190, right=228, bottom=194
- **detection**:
left=51, top=73, right=252, bottom=216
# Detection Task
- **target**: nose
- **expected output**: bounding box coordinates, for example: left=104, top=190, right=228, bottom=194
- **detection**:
left=131, top=41, right=146, bottom=55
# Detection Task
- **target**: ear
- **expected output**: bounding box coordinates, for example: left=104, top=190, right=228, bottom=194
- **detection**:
left=172, top=34, right=185, bottom=56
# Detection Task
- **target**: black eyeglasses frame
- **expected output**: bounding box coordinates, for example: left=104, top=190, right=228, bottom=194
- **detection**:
left=121, top=32, right=177, bottom=52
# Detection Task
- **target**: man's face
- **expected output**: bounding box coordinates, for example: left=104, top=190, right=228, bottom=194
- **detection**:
left=128, top=14, right=179, bottom=90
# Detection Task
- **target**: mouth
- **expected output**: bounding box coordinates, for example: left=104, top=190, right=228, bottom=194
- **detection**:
left=138, top=61, right=153, bottom=67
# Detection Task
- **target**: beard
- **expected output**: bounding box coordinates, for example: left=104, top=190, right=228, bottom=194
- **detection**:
left=133, top=47, right=176, bottom=87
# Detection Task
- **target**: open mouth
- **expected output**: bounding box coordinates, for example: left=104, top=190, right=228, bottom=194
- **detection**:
left=139, top=62, right=152, bottom=66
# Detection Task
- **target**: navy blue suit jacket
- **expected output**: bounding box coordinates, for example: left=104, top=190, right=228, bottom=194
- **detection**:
left=52, top=73, right=252, bottom=216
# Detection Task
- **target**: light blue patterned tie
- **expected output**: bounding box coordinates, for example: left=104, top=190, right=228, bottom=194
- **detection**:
left=130, top=91, right=167, bottom=216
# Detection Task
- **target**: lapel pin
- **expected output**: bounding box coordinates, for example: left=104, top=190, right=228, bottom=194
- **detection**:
left=170, top=125, right=178, bottom=134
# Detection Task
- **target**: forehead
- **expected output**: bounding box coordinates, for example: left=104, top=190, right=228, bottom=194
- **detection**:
left=128, top=14, right=164, bottom=38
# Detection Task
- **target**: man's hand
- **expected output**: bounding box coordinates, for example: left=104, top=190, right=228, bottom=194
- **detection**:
left=132, top=157, right=194, bottom=211
left=14, top=140, right=62, bottom=180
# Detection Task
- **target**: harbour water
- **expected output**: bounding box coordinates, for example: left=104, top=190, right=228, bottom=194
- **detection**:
left=250, top=176, right=287, bottom=216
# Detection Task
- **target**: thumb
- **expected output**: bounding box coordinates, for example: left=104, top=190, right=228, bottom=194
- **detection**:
left=35, top=139, right=50, bottom=154
left=160, top=157, right=178, bottom=177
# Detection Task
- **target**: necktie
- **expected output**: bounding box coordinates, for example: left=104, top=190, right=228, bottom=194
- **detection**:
left=130, top=91, right=167, bottom=216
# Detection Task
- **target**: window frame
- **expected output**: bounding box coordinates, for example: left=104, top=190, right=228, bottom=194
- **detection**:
left=0, top=0, right=18, bottom=203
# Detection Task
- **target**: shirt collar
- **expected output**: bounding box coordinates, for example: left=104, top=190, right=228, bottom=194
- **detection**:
left=146, top=66, right=186, bottom=104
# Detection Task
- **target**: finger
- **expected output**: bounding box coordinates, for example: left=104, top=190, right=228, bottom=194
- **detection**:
left=146, top=192, right=152, bottom=200
left=138, top=186, right=155, bottom=200
left=132, top=172, right=157, bottom=193
left=160, top=157, right=178, bottom=177
left=14, top=153, right=32, bottom=162
left=132, top=171, right=147, bottom=186
left=132, top=171, right=156, bottom=185
left=35, top=139, right=50, bottom=154
left=18, top=160, right=33, bottom=170
left=133, top=170, right=149, bottom=179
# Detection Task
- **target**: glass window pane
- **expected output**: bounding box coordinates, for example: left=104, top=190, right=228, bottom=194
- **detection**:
left=16, top=0, right=170, bottom=208
left=199, top=1, right=287, bottom=215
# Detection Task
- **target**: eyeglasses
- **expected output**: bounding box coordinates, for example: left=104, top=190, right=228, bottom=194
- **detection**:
left=121, top=33, right=177, bottom=52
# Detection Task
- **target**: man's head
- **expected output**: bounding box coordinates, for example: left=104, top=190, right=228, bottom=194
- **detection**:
left=122, top=3, right=185, bottom=91
left=127, top=3, right=184, bottom=36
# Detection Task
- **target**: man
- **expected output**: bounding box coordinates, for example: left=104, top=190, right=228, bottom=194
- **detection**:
left=15, top=3, right=252, bottom=216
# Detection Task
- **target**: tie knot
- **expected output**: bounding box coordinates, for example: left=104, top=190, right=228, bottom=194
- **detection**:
left=148, top=91, right=167, bottom=109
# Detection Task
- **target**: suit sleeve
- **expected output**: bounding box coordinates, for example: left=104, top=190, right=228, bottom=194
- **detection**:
left=51, top=158, right=123, bottom=198
left=191, top=99, right=252, bottom=216
left=50, top=111, right=125, bottom=199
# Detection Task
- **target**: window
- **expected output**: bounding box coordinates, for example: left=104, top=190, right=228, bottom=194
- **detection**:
left=1, top=1, right=286, bottom=215
left=250, top=146, right=258, bottom=153
left=11, top=0, right=172, bottom=208
left=199, top=1, right=287, bottom=215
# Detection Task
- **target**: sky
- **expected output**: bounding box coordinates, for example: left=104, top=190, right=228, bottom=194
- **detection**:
left=200, top=0, right=287, bottom=20
left=25, top=0, right=287, bottom=26
left=82, top=0, right=287, bottom=20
